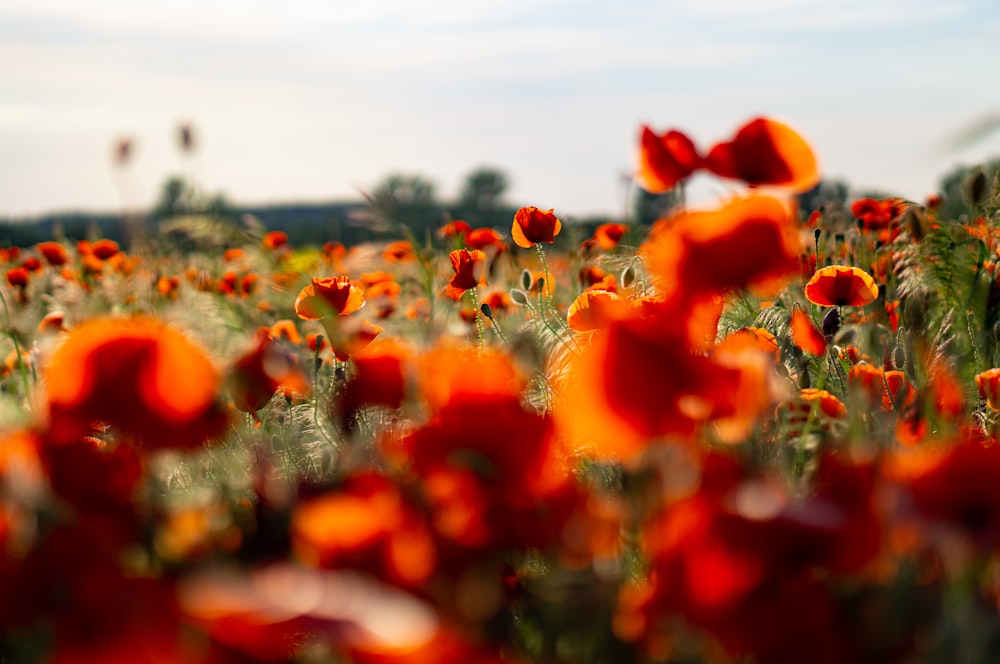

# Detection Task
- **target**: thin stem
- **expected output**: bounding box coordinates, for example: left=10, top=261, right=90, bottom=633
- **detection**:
left=0, top=289, right=30, bottom=407
left=469, top=289, right=485, bottom=357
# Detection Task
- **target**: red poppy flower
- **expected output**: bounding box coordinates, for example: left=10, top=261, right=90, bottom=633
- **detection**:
left=790, top=308, right=827, bottom=356
left=566, top=290, right=630, bottom=332
left=643, top=195, right=802, bottom=302
left=261, top=230, right=288, bottom=250
left=5, top=266, right=28, bottom=288
left=804, top=266, right=879, bottom=307
left=511, top=206, right=562, bottom=248
left=43, top=316, right=228, bottom=448
left=339, top=340, right=412, bottom=427
left=465, top=227, right=506, bottom=252
left=976, top=368, right=1000, bottom=410
left=704, top=117, right=819, bottom=193
left=36, top=241, right=69, bottom=267
left=90, top=239, right=120, bottom=260
left=330, top=318, right=384, bottom=362
left=383, top=240, right=416, bottom=263
left=907, top=440, right=1000, bottom=546
left=438, top=220, right=471, bottom=239
left=225, top=330, right=310, bottom=414
left=791, top=388, right=847, bottom=420
left=593, top=223, right=629, bottom=250
left=292, top=471, right=435, bottom=587
left=716, top=327, right=780, bottom=362
left=294, top=276, right=366, bottom=320
left=444, top=249, right=486, bottom=301
left=636, top=125, right=701, bottom=194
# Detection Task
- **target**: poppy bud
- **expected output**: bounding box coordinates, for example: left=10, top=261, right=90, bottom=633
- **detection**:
left=520, top=269, right=532, bottom=291
left=967, top=167, right=988, bottom=207
left=621, top=266, right=635, bottom=289
left=509, top=289, right=528, bottom=306
left=892, top=346, right=906, bottom=371
left=822, top=307, right=841, bottom=338
left=993, top=320, right=1000, bottom=341
left=813, top=228, right=821, bottom=243
left=480, top=303, right=494, bottom=320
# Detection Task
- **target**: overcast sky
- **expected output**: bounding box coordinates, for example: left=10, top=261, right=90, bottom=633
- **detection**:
left=2, top=0, right=999, bottom=219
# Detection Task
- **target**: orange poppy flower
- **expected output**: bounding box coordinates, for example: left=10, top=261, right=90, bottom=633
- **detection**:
left=396, top=394, right=577, bottom=550
left=268, top=319, right=303, bottom=344
left=292, top=471, right=436, bottom=587
left=636, top=125, right=701, bottom=194
left=226, top=331, right=310, bottom=414
left=907, top=440, right=1000, bottom=546
left=43, top=316, right=228, bottom=448
left=975, top=368, right=1000, bottom=410
left=38, top=311, right=66, bottom=334
left=444, top=249, right=486, bottom=301
left=465, top=227, right=506, bottom=252
left=593, top=223, right=628, bottom=250
left=331, top=318, right=383, bottom=362
left=383, top=240, right=416, bottom=263
left=804, top=266, right=879, bottom=307
left=642, top=195, right=802, bottom=302
left=223, top=247, right=245, bottom=262
left=90, top=239, right=120, bottom=260
left=438, top=220, right=471, bottom=239
left=792, top=388, right=847, bottom=419
left=716, top=327, right=780, bottom=362
left=566, top=290, right=629, bottom=332
left=339, top=340, right=413, bottom=428
left=36, top=241, right=69, bottom=267
left=294, top=276, right=366, bottom=320
left=261, top=230, right=288, bottom=250
left=511, top=206, right=562, bottom=248
left=704, top=117, right=819, bottom=193
left=790, top=308, right=827, bottom=356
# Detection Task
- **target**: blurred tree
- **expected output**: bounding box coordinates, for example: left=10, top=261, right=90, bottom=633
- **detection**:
left=937, top=159, right=1000, bottom=221
left=797, top=179, right=850, bottom=218
left=632, top=182, right=680, bottom=226
left=459, top=167, right=509, bottom=211
left=368, top=173, right=444, bottom=238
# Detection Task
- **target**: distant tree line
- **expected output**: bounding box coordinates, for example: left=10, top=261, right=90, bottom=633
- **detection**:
left=2, top=160, right=997, bottom=250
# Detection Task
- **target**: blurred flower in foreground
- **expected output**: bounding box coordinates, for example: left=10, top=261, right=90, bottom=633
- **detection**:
left=636, top=126, right=701, bottom=193
left=704, top=117, right=820, bottom=193
left=43, top=316, right=228, bottom=448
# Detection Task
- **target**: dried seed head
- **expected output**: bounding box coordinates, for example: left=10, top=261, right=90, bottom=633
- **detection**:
left=967, top=167, right=988, bottom=207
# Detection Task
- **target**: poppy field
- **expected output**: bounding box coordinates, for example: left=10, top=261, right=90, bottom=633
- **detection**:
left=3, top=116, right=1000, bottom=663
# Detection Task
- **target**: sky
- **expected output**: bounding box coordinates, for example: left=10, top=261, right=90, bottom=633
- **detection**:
left=2, top=0, right=1000, bottom=220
